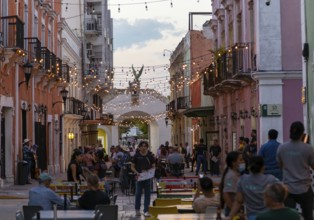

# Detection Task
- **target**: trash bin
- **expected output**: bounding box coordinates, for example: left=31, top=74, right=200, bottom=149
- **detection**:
left=17, top=161, right=28, bottom=185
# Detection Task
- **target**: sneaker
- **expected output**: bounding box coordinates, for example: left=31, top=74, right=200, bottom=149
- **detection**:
left=135, top=210, right=141, bottom=217
left=144, top=212, right=151, bottom=217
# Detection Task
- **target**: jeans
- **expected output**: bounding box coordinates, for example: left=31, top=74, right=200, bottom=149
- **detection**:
left=135, top=178, right=152, bottom=213
left=247, top=215, right=256, bottom=220
left=285, top=186, right=313, bottom=220
left=196, top=154, right=207, bottom=174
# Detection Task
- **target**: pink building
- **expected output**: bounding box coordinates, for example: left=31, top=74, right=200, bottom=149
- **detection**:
left=206, top=0, right=302, bottom=152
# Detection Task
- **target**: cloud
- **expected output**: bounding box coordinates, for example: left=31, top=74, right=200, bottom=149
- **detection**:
left=113, top=18, right=174, bottom=49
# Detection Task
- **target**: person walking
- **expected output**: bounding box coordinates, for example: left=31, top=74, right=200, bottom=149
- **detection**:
left=258, top=129, right=282, bottom=180
left=195, top=138, right=208, bottom=176
left=277, top=121, right=314, bottom=220
left=130, top=141, right=155, bottom=217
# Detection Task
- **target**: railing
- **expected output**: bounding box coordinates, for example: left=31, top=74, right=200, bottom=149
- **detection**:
left=166, top=100, right=176, bottom=111
left=50, top=52, right=56, bottom=75
left=41, top=47, right=51, bottom=71
left=61, top=64, right=70, bottom=83
left=0, top=32, right=3, bottom=45
left=64, top=97, right=85, bottom=115
left=211, top=42, right=256, bottom=85
left=177, top=96, right=188, bottom=110
left=55, top=57, right=62, bottom=76
left=0, top=16, right=24, bottom=48
left=232, top=42, right=256, bottom=74
left=24, top=38, right=41, bottom=63
left=85, top=18, right=98, bottom=32
left=203, top=64, right=215, bottom=93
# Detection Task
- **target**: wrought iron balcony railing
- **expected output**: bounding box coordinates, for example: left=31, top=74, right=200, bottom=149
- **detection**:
left=41, top=47, right=51, bottom=71
left=24, top=38, right=41, bottom=63
left=50, top=52, right=56, bottom=75
left=61, top=64, right=70, bottom=83
left=0, top=32, right=3, bottom=45
left=0, top=16, right=24, bottom=48
left=232, top=42, right=256, bottom=74
left=177, top=96, right=188, bottom=110
left=64, top=97, right=85, bottom=115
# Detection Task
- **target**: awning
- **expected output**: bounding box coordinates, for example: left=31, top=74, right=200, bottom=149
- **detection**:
left=183, top=106, right=214, bottom=117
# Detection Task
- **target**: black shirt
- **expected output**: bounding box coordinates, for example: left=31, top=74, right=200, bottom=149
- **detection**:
left=195, top=144, right=207, bottom=156
left=132, top=151, right=155, bottom=173
left=78, top=189, right=110, bottom=210
left=67, top=160, right=83, bottom=182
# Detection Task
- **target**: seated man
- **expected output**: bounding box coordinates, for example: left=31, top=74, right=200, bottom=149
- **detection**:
left=78, top=174, right=110, bottom=210
left=193, top=176, right=219, bottom=213
left=256, top=183, right=300, bottom=220
left=29, top=172, right=70, bottom=210
left=166, top=145, right=185, bottom=177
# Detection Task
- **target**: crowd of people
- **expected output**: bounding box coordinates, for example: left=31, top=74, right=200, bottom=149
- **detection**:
left=26, top=121, right=314, bottom=220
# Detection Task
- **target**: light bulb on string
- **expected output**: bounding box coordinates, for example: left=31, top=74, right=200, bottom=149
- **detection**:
left=145, top=2, right=148, bottom=11
left=118, top=4, right=120, bottom=13
left=170, top=0, right=173, bottom=7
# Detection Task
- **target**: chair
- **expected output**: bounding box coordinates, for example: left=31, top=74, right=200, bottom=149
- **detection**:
left=22, top=205, right=42, bottom=220
left=110, top=194, right=118, bottom=205
left=154, top=198, right=182, bottom=206
left=16, top=210, right=24, bottom=220
left=168, top=163, right=185, bottom=177
left=148, top=206, right=178, bottom=218
left=94, top=204, right=118, bottom=220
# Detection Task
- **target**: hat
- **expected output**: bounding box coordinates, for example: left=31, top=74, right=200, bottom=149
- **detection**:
left=38, top=172, right=52, bottom=181
left=23, top=139, right=30, bottom=144
left=121, top=145, right=130, bottom=152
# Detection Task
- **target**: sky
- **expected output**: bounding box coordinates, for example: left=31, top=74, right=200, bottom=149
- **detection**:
left=108, top=0, right=212, bottom=96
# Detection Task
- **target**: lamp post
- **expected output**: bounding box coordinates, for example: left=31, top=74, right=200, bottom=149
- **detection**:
left=19, top=62, right=33, bottom=87
left=165, top=117, right=169, bottom=126
left=52, top=87, right=69, bottom=111
left=60, top=87, right=69, bottom=111
left=68, top=132, right=74, bottom=149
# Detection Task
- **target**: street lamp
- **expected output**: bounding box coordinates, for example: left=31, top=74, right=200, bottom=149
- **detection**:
left=18, top=62, right=33, bottom=87
left=165, top=117, right=169, bottom=126
left=163, top=49, right=173, bottom=57
left=52, top=87, right=69, bottom=110
left=68, top=132, right=74, bottom=142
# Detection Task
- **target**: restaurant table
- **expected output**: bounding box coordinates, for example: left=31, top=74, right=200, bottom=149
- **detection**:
left=173, top=204, right=195, bottom=213
left=157, top=213, right=217, bottom=220
left=32, top=210, right=95, bottom=220
left=157, top=191, right=196, bottom=198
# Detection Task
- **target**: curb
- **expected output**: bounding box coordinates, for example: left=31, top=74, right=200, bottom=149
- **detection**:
left=0, top=195, right=28, bottom=199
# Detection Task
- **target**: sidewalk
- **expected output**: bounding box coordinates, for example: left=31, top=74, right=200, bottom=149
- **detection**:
left=0, top=172, right=67, bottom=199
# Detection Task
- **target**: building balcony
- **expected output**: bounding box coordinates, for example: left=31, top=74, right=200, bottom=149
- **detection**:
left=177, top=96, right=188, bottom=112
left=24, top=38, right=42, bottom=65
left=64, top=97, right=85, bottom=115
left=0, top=16, right=24, bottom=49
left=85, top=19, right=101, bottom=35
left=203, top=42, right=256, bottom=96
left=40, top=47, right=51, bottom=71
left=60, top=64, right=70, bottom=84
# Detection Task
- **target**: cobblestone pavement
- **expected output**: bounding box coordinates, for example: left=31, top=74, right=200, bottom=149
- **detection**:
left=0, top=168, right=219, bottom=220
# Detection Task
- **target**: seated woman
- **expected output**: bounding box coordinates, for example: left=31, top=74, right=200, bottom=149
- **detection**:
left=78, top=174, right=110, bottom=210
left=193, top=176, right=219, bottom=213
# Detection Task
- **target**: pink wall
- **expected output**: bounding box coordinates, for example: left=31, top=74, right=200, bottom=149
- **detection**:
left=282, top=79, right=303, bottom=142
left=281, top=0, right=302, bottom=71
